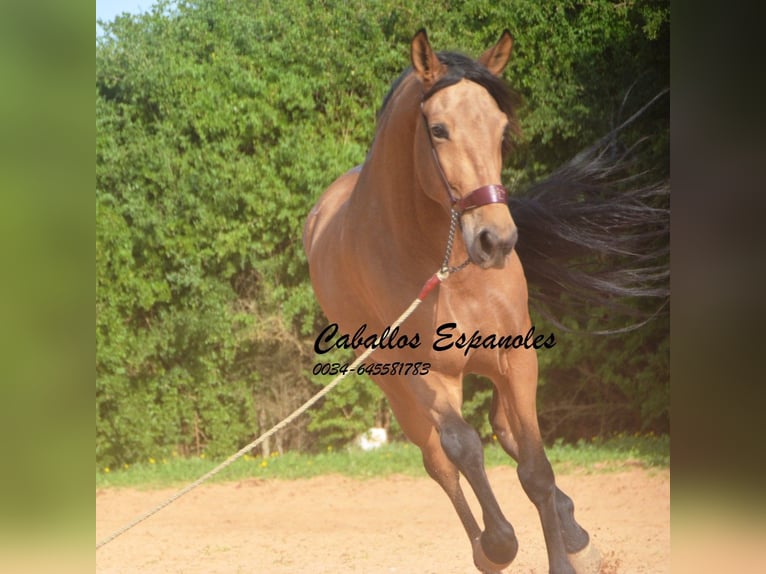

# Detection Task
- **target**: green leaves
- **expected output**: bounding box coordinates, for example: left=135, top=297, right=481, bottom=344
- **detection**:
left=96, top=0, right=668, bottom=466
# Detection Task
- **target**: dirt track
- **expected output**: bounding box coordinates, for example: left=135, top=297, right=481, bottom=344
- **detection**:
left=96, top=466, right=669, bottom=573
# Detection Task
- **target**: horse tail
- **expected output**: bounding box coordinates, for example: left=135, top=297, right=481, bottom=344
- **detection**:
left=509, top=91, right=669, bottom=334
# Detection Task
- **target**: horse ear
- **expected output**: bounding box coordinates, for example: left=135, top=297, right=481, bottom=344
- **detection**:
left=411, top=29, right=444, bottom=86
left=478, top=30, right=514, bottom=76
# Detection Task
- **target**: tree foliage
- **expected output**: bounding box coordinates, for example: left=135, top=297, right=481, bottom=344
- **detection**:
left=96, top=0, right=669, bottom=467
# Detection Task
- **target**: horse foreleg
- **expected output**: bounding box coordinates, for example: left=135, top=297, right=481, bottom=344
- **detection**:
left=490, top=389, right=596, bottom=557
left=438, top=412, right=519, bottom=572
left=391, top=376, right=518, bottom=572
left=419, top=430, right=508, bottom=573
left=494, top=352, right=601, bottom=574
left=387, top=392, right=502, bottom=572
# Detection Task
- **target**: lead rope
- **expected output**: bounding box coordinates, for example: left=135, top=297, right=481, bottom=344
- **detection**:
left=96, top=220, right=470, bottom=551
left=96, top=298, right=416, bottom=550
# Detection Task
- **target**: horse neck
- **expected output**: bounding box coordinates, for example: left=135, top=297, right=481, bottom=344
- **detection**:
left=348, top=76, right=455, bottom=267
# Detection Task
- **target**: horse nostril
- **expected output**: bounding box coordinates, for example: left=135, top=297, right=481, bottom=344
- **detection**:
left=478, top=228, right=517, bottom=259
left=478, top=229, right=496, bottom=256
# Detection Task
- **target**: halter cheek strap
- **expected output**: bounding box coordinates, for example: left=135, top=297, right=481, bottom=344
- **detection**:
left=420, top=100, right=509, bottom=275
left=420, top=102, right=508, bottom=214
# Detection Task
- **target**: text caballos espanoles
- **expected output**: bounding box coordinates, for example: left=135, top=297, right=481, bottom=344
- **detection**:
left=314, top=322, right=555, bottom=357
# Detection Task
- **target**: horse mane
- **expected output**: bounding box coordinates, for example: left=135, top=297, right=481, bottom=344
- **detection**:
left=378, top=51, right=522, bottom=155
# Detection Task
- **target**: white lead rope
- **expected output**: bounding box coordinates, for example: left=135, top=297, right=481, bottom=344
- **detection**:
left=96, top=268, right=452, bottom=550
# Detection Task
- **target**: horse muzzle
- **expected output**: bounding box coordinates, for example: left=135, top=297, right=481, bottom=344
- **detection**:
left=467, top=223, right=518, bottom=269
left=454, top=185, right=517, bottom=269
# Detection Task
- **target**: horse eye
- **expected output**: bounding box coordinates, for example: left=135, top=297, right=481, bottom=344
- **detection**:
left=430, top=124, right=449, bottom=140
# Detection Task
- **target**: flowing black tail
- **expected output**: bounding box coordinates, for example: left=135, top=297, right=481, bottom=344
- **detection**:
left=510, top=91, right=669, bottom=334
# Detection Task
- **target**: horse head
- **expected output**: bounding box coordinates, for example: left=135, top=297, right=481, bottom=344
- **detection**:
left=412, top=30, right=520, bottom=269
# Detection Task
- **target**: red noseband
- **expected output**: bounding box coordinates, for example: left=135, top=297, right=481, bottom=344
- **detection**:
left=453, top=184, right=508, bottom=214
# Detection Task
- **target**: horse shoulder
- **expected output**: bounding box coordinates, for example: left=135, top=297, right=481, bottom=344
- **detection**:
left=303, top=165, right=362, bottom=257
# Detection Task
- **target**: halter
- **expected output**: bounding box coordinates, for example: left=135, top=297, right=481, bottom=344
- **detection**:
left=420, top=101, right=509, bottom=274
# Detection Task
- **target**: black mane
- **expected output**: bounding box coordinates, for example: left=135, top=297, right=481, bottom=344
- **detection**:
left=379, top=51, right=521, bottom=148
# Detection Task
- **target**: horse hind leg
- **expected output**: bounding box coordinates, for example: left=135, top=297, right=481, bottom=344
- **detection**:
left=489, top=386, right=601, bottom=574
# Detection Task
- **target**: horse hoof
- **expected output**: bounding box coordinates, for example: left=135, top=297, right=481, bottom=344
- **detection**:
left=472, top=537, right=512, bottom=573
left=567, top=540, right=602, bottom=574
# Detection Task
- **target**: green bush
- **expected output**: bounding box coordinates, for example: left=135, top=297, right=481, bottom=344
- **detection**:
left=96, top=0, right=669, bottom=467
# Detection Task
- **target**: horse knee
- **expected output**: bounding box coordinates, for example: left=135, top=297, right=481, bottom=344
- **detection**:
left=439, top=418, right=483, bottom=467
left=517, top=454, right=555, bottom=506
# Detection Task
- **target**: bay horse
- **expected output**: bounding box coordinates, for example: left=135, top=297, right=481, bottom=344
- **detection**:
left=305, top=29, right=667, bottom=574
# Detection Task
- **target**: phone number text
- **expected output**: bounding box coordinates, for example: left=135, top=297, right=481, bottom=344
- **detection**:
left=312, top=361, right=431, bottom=376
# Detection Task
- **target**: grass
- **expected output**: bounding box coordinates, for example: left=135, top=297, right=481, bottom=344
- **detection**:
left=96, top=433, right=668, bottom=490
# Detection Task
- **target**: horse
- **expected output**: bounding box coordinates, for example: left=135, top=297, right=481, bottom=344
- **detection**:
left=304, top=29, right=667, bottom=574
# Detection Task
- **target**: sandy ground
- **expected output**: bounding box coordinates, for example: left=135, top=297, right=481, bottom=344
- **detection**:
left=96, top=466, right=669, bottom=573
